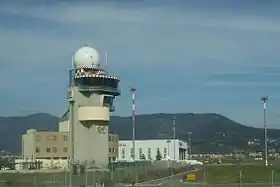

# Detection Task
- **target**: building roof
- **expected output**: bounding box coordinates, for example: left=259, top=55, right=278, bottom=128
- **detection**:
left=59, top=109, right=69, bottom=122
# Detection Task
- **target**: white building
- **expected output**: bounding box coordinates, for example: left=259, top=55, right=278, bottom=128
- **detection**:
left=118, top=139, right=188, bottom=161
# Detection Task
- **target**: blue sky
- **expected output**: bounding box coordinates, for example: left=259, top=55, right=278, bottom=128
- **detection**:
left=1, top=0, right=280, bottom=128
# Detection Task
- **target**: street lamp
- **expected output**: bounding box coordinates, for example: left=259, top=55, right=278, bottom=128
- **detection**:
left=261, top=96, right=268, bottom=166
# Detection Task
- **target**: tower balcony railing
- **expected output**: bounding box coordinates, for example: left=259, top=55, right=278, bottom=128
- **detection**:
left=77, top=85, right=121, bottom=96
left=77, top=103, right=115, bottom=112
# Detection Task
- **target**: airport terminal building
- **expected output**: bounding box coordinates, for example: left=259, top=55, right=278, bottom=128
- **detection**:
left=21, top=128, right=119, bottom=162
left=118, top=139, right=188, bottom=161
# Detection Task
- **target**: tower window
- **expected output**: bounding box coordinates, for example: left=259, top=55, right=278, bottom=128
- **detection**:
left=103, top=96, right=113, bottom=107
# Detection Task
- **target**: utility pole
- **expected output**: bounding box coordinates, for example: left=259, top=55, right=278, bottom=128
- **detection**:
left=261, top=96, right=268, bottom=167
left=131, top=88, right=136, bottom=161
left=173, top=116, right=176, bottom=161
left=188, top=132, right=192, bottom=160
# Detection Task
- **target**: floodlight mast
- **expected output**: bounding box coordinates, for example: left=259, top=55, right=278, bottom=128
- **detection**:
left=173, top=116, right=176, bottom=161
left=188, top=132, right=192, bottom=159
left=261, top=96, right=268, bottom=167
left=130, top=88, right=136, bottom=161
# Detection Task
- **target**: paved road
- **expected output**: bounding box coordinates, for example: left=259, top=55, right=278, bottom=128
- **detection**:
left=125, top=168, right=204, bottom=187
left=132, top=172, right=278, bottom=187
left=134, top=173, right=187, bottom=187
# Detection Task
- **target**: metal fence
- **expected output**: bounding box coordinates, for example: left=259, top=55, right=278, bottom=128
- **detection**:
left=0, top=161, right=190, bottom=187
left=183, top=165, right=280, bottom=187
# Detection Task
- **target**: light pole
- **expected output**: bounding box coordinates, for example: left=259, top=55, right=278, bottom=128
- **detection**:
left=130, top=88, right=136, bottom=161
left=173, top=116, right=176, bottom=161
left=188, top=132, right=192, bottom=160
left=261, top=96, right=268, bottom=167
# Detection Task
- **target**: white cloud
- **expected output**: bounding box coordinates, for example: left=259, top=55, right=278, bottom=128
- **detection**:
left=0, top=2, right=280, bottom=78
left=2, top=3, right=280, bottom=31
left=205, top=81, right=280, bottom=87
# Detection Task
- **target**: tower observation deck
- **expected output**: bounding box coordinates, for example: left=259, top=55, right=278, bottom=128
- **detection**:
left=67, top=45, right=120, bottom=168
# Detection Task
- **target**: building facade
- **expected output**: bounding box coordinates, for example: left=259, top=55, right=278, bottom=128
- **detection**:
left=108, top=133, right=119, bottom=162
left=22, top=129, right=119, bottom=162
left=118, top=139, right=188, bottom=161
left=22, top=129, right=69, bottom=159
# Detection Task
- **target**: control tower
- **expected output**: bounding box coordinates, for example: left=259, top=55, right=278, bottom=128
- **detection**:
left=67, top=45, right=120, bottom=168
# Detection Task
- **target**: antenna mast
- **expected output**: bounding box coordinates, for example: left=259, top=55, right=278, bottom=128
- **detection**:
left=105, top=52, right=108, bottom=66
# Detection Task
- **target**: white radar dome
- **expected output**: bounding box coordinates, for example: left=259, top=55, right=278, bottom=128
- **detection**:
left=74, top=45, right=100, bottom=69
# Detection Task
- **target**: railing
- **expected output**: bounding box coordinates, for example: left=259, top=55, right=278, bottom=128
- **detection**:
left=78, top=85, right=121, bottom=96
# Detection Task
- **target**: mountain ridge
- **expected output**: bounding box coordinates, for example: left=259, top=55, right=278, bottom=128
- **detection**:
left=0, top=112, right=279, bottom=154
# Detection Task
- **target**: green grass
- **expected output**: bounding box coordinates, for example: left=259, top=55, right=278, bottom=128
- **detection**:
left=184, top=164, right=280, bottom=184
left=0, top=166, right=191, bottom=187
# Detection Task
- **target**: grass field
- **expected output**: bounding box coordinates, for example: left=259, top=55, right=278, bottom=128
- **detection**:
left=0, top=165, right=190, bottom=187
left=184, top=163, right=280, bottom=185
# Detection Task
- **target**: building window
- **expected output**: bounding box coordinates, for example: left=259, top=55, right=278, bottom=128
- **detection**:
left=122, top=148, right=125, bottom=158
left=112, top=148, right=115, bottom=152
left=109, top=148, right=112, bottom=153
left=63, top=135, right=68, bottom=141
left=36, top=135, right=41, bottom=141
left=139, top=148, right=142, bottom=159
left=148, top=148, right=151, bottom=159
left=46, top=148, right=51, bottom=152
left=52, top=135, right=57, bottom=141
left=130, top=148, right=133, bottom=158
left=36, top=148, right=40, bottom=153
left=52, top=147, right=57, bottom=153
left=63, top=147, right=68, bottom=152
left=164, top=148, right=167, bottom=158
left=108, top=135, right=112, bottom=142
